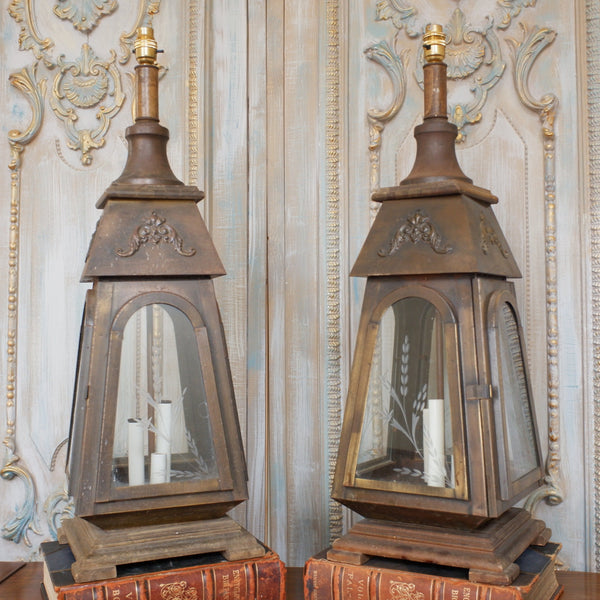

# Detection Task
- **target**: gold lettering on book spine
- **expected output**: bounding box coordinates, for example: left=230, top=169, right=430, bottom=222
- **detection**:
left=159, top=580, right=199, bottom=600
left=389, top=580, right=424, bottom=600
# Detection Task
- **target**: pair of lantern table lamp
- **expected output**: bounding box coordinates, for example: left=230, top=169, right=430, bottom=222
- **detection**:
left=58, top=25, right=554, bottom=589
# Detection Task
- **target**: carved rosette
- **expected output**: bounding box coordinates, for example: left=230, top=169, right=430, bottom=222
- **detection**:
left=378, top=210, right=453, bottom=257
left=115, top=212, right=196, bottom=258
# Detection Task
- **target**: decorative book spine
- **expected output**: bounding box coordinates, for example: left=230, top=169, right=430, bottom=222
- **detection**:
left=50, top=556, right=284, bottom=600
left=304, top=560, right=534, bottom=600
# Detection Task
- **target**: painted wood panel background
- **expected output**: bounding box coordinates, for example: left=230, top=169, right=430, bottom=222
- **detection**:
left=0, top=0, right=596, bottom=571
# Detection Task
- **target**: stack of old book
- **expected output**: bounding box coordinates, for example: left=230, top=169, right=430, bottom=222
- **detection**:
left=41, top=540, right=285, bottom=600
left=304, top=543, right=562, bottom=600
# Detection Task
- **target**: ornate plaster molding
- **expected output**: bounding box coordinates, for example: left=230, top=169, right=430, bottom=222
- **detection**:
left=53, top=0, right=118, bottom=33
left=3, top=1, right=162, bottom=547
left=326, top=0, right=344, bottom=543
left=7, top=0, right=162, bottom=165
left=1, top=65, right=45, bottom=546
left=496, top=0, right=538, bottom=30
left=50, top=44, right=125, bottom=166
left=506, top=24, right=563, bottom=511
left=372, top=4, right=543, bottom=142
left=585, top=0, right=600, bottom=570
left=8, top=0, right=55, bottom=67
left=414, top=9, right=505, bottom=142
left=365, top=41, right=409, bottom=193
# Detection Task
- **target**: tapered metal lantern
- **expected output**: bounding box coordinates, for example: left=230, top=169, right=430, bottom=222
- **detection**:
left=60, top=28, right=264, bottom=582
left=329, top=25, right=551, bottom=585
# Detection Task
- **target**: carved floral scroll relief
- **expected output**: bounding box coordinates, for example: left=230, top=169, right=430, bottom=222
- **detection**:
left=365, top=2, right=561, bottom=512
left=4, top=0, right=162, bottom=547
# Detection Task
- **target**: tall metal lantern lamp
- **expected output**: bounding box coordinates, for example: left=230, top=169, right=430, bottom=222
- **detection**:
left=60, top=28, right=265, bottom=582
left=329, top=25, right=553, bottom=585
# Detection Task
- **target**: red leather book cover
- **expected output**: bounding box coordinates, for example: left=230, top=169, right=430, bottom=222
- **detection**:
left=304, top=543, right=561, bottom=600
left=41, top=541, right=285, bottom=600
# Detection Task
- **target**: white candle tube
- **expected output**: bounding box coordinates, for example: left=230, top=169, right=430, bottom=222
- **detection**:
left=128, top=418, right=145, bottom=486
left=150, top=452, right=167, bottom=484
left=422, top=408, right=430, bottom=485
left=427, top=398, right=446, bottom=487
left=155, top=400, right=172, bottom=482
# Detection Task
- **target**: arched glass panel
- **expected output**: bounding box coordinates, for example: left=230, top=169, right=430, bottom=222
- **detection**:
left=495, top=301, right=539, bottom=483
left=111, top=303, right=218, bottom=488
left=356, top=297, right=455, bottom=490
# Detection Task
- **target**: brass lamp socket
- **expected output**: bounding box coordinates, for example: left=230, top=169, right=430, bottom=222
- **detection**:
left=134, top=26, right=158, bottom=65
left=423, top=24, right=446, bottom=63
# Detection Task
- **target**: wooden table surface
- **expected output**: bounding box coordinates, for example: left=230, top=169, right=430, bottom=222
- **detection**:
left=1, top=562, right=599, bottom=599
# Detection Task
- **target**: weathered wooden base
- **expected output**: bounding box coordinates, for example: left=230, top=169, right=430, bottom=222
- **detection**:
left=58, top=515, right=266, bottom=583
left=327, top=508, right=551, bottom=585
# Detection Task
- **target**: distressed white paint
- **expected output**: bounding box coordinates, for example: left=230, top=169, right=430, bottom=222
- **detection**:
left=0, top=0, right=595, bottom=572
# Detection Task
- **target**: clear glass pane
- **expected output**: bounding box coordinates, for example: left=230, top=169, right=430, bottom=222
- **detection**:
left=356, top=297, right=454, bottom=490
left=111, top=304, right=218, bottom=487
left=496, top=302, right=539, bottom=481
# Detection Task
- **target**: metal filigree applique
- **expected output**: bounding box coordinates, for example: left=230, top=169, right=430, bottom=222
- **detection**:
left=115, top=212, right=196, bottom=258
left=480, top=213, right=509, bottom=258
left=159, top=581, right=199, bottom=600
left=378, top=210, right=452, bottom=257
left=53, top=0, right=118, bottom=33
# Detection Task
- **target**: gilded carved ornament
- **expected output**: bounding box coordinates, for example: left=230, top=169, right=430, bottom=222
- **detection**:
left=53, top=0, right=117, bottom=33
left=50, top=44, right=125, bottom=165
left=7, top=0, right=161, bottom=165
left=4, top=0, right=163, bottom=548
left=507, top=23, right=562, bottom=511
left=1, top=65, right=46, bottom=547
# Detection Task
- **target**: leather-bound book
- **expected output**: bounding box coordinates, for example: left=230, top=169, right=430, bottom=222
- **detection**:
left=41, top=540, right=285, bottom=600
left=304, top=543, right=562, bottom=600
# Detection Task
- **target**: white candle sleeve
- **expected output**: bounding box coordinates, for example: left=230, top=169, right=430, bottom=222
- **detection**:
left=150, top=452, right=167, bottom=484
left=155, top=400, right=172, bottom=482
left=422, top=408, right=430, bottom=485
left=427, top=398, right=446, bottom=487
left=128, top=418, right=145, bottom=486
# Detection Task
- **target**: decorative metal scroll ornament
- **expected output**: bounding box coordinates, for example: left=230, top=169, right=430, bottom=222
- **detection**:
left=496, top=0, right=538, bottom=30
left=115, top=211, right=196, bottom=257
left=480, top=213, right=510, bottom=258
left=378, top=210, right=453, bottom=257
